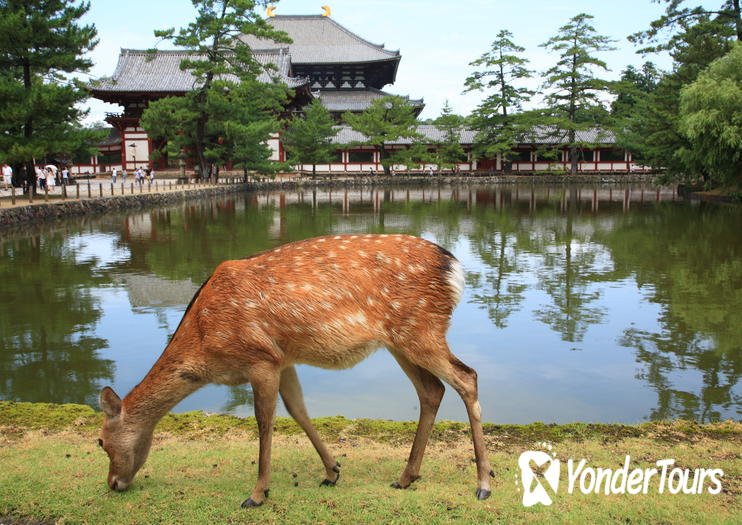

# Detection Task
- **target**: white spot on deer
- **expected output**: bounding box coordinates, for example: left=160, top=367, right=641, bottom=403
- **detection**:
left=393, top=258, right=402, bottom=267
left=347, top=312, right=368, bottom=325
left=244, top=300, right=259, bottom=309
left=397, top=273, right=407, bottom=281
left=318, top=238, right=326, bottom=243
left=417, top=298, right=427, bottom=308
left=381, top=287, right=389, bottom=296
left=301, top=283, right=314, bottom=292
left=447, top=259, right=466, bottom=305
left=367, top=297, right=375, bottom=307
left=350, top=235, right=358, bottom=239
left=334, top=236, right=341, bottom=240
left=339, top=245, right=347, bottom=250
left=380, top=234, right=388, bottom=238
left=391, top=301, right=401, bottom=310
left=358, top=250, right=367, bottom=258
left=328, top=251, right=337, bottom=258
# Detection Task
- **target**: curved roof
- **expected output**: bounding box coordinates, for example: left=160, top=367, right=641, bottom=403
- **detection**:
left=240, top=15, right=400, bottom=64
left=318, top=88, right=423, bottom=113
left=91, top=48, right=308, bottom=93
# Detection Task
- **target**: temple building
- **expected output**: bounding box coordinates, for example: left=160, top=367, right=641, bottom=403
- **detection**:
left=83, top=11, right=638, bottom=176
left=87, top=13, right=424, bottom=173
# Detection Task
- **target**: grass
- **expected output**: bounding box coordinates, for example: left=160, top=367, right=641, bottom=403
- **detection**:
left=0, top=402, right=739, bottom=524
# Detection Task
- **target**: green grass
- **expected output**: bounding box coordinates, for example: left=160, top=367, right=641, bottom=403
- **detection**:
left=0, top=402, right=739, bottom=524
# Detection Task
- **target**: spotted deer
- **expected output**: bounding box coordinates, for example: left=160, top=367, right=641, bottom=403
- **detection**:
left=98, top=234, right=493, bottom=507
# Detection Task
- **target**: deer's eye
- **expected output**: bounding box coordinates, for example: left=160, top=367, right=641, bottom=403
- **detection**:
left=97, top=439, right=103, bottom=448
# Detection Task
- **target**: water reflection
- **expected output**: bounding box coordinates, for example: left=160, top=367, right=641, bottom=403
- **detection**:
left=0, top=184, right=738, bottom=423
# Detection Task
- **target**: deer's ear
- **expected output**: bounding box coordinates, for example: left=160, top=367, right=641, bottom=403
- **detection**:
left=99, top=387, right=122, bottom=418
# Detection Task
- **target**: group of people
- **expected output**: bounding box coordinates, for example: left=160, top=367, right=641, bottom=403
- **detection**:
left=111, top=167, right=154, bottom=184
left=35, top=165, right=70, bottom=190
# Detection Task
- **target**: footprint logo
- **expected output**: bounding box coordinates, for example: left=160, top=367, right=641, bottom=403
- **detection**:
left=516, top=442, right=560, bottom=507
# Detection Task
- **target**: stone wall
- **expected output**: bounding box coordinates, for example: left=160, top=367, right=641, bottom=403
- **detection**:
left=0, top=174, right=658, bottom=228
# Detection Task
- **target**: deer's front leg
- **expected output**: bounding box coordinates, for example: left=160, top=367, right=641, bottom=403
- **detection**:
left=241, top=366, right=280, bottom=508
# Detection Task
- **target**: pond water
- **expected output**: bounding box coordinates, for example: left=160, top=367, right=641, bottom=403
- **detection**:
left=0, top=184, right=739, bottom=424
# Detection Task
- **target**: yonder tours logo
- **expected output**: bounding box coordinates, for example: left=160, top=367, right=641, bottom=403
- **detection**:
left=516, top=443, right=724, bottom=507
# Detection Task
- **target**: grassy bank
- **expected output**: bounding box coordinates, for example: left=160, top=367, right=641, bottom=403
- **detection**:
left=0, top=402, right=739, bottom=524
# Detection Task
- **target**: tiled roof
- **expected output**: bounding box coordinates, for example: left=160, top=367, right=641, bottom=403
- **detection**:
left=318, top=88, right=424, bottom=112
left=517, top=126, right=617, bottom=144
left=91, top=48, right=308, bottom=93
left=240, top=16, right=400, bottom=64
left=331, top=124, right=475, bottom=145
left=331, top=125, right=616, bottom=146
left=94, top=127, right=121, bottom=147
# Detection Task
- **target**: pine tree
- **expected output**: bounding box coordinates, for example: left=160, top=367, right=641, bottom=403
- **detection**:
left=343, top=96, right=422, bottom=176
left=432, top=101, right=466, bottom=171
left=0, top=0, right=98, bottom=192
left=147, top=0, right=291, bottom=180
left=464, top=29, right=537, bottom=166
left=621, top=12, right=735, bottom=180
left=283, top=99, right=338, bottom=177
left=540, top=13, right=615, bottom=175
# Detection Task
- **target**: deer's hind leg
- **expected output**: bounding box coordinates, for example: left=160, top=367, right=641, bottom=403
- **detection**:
left=279, top=366, right=340, bottom=485
left=389, top=349, right=445, bottom=490
left=399, top=339, right=493, bottom=500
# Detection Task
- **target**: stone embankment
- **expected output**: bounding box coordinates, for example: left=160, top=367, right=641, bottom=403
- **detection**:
left=0, top=174, right=657, bottom=227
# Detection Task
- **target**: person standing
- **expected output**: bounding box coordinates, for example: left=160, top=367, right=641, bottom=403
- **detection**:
left=61, top=166, right=69, bottom=185
left=111, top=167, right=118, bottom=184
left=121, top=169, right=127, bottom=183
left=46, top=168, right=56, bottom=191
left=35, top=166, right=44, bottom=190
left=2, top=163, right=12, bottom=189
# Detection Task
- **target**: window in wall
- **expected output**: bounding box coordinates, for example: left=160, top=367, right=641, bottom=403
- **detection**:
left=98, top=150, right=121, bottom=164
left=330, top=150, right=344, bottom=163
left=513, top=150, right=532, bottom=162
left=348, top=151, right=374, bottom=163
left=600, top=149, right=625, bottom=162
left=580, top=150, right=594, bottom=162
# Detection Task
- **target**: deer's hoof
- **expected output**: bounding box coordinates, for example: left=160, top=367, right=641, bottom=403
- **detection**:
left=320, top=470, right=339, bottom=487
left=475, top=488, right=491, bottom=500
left=241, top=497, right=263, bottom=508
left=390, top=475, right=420, bottom=489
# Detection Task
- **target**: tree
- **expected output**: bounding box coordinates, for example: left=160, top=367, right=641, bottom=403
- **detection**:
left=629, top=0, right=741, bottom=50
left=610, top=62, right=662, bottom=119
left=0, top=0, right=98, bottom=192
left=677, top=43, right=741, bottom=187
left=432, top=101, right=466, bottom=171
left=283, top=99, right=338, bottom=177
left=620, top=10, right=736, bottom=181
left=146, top=0, right=291, bottom=179
left=343, top=96, right=422, bottom=176
left=540, top=13, right=616, bottom=174
left=464, top=29, right=537, bottom=165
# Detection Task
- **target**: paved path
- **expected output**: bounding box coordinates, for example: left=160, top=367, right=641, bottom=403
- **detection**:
left=0, top=178, right=225, bottom=208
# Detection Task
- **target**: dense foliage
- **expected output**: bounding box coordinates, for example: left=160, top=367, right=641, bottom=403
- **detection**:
left=0, top=0, right=102, bottom=191
left=282, top=99, right=338, bottom=176
left=141, top=0, right=291, bottom=179
left=343, top=96, right=423, bottom=175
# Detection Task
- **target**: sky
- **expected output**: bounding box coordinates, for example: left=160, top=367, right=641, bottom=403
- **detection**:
left=78, top=0, right=715, bottom=123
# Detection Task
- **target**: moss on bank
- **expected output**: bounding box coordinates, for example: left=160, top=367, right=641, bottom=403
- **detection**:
left=1, top=401, right=738, bottom=447
left=0, top=402, right=739, bottom=525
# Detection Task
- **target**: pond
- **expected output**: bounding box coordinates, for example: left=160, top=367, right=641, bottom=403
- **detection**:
left=0, top=184, right=739, bottom=424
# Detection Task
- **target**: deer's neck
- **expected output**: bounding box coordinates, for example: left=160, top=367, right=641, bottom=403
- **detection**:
left=122, top=346, right=204, bottom=431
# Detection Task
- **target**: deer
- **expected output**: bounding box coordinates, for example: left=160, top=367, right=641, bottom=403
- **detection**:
left=98, top=233, right=493, bottom=508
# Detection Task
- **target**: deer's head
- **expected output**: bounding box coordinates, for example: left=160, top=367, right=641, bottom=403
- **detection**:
left=98, top=387, right=153, bottom=491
